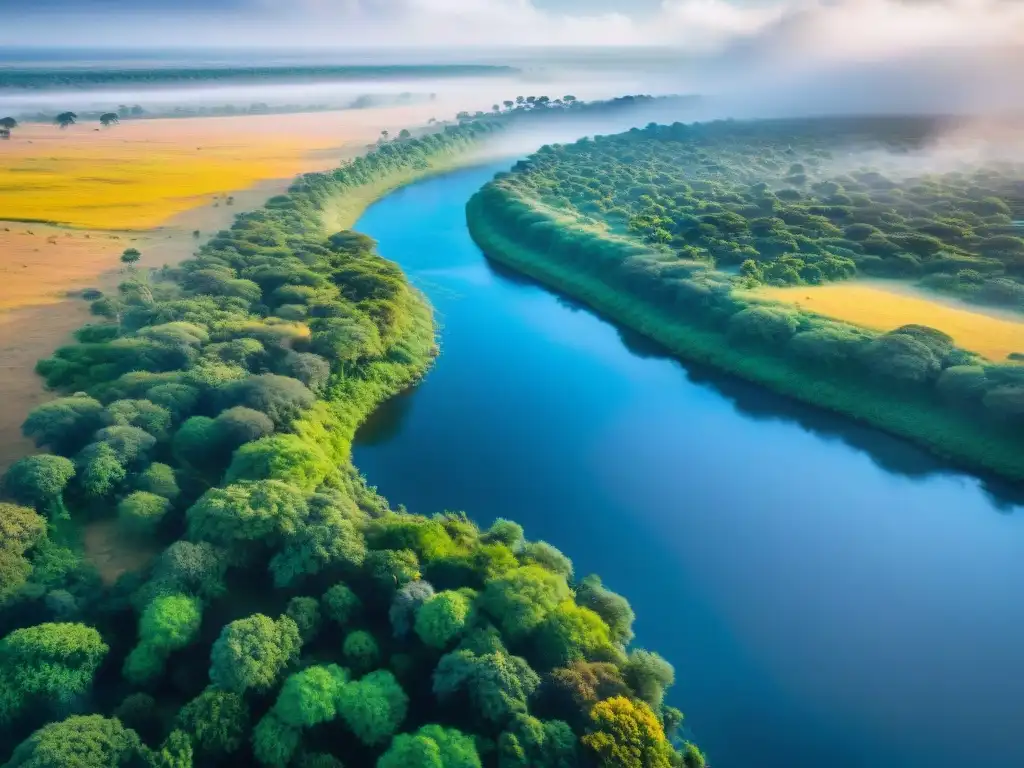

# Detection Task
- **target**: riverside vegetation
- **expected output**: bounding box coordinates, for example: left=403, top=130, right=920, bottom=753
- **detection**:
left=467, top=117, right=1024, bottom=481
left=0, top=99, right=704, bottom=767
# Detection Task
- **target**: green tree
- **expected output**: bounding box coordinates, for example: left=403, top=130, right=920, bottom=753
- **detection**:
left=176, top=688, right=250, bottom=757
left=0, top=503, right=47, bottom=604
left=433, top=649, right=540, bottom=726
left=623, top=650, right=675, bottom=709
left=22, top=395, right=104, bottom=454
left=336, top=669, right=409, bottom=747
left=498, top=713, right=578, bottom=768
left=225, top=433, right=333, bottom=490
left=271, top=511, right=367, bottom=587
left=219, top=374, right=314, bottom=428
left=378, top=724, right=482, bottom=768
left=252, top=712, right=301, bottom=767
left=533, top=602, right=614, bottom=670
left=343, top=629, right=381, bottom=673
left=0, top=116, right=17, bottom=130
left=480, top=565, right=570, bottom=641
left=6, top=715, right=142, bottom=767
left=576, top=575, right=635, bottom=645
left=54, top=111, right=78, bottom=129
left=273, top=664, right=348, bottom=728
left=103, top=399, right=171, bottom=439
left=285, top=597, right=322, bottom=643
left=389, top=580, right=435, bottom=638
left=0, top=623, right=109, bottom=718
left=147, top=729, right=193, bottom=768
left=415, top=590, right=472, bottom=649
left=4, top=455, right=75, bottom=518
left=118, top=491, right=171, bottom=536
left=366, top=548, right=421, bottom=594
left=186, top=480, right=308, bottom=559
left=172, top=416, right=223, bottom=471
left=322, top=582, right=363, bottom=627
left=136, top=462, right=180, bottom=500
left=124, top=593, right=202, bottom=684
left=100, top=112, right=120, bottom=127
left=76, top=443, right=126, bottom=498
left=209, top=614, right=301, bottom=693
left=139, top=540, right=227, bottom=605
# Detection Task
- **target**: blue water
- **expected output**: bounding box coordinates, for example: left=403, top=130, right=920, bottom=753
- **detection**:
left=352, top=163, right=1024, bottom=768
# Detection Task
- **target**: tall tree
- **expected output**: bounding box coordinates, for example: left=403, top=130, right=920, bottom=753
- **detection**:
left=54, top=111, right=78, bottom=129
left=100, top=112, right=120, bottom=127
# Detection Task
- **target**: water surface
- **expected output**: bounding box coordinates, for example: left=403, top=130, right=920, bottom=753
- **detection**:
left=353, top=164, right=1024, bottom=768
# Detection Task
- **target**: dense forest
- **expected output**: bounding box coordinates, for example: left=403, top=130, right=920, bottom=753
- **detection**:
left=483, top=117, right=1024, bottom=309
left=467, top=117, right=1024, bottom=480
left=0, top=65, right=516, bottom=90
left=0, top=103, right=703, bottom=767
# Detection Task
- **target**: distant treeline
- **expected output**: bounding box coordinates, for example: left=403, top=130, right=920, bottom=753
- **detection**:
left=0, top=97, right=703, bottom=768
left=14, top=93, right=434, bottom=124
left=0, top=64, right=518, bottom=90
left=468, top=117, right=1024, bottom=481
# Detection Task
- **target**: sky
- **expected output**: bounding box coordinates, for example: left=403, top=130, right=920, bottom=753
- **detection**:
left=1, top=0, right=1021, bottom=55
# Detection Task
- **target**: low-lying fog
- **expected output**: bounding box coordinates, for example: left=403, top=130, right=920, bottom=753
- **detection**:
left=0, top=56, right=684, bottom=120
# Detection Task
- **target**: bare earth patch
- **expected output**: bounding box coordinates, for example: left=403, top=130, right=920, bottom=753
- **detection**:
left=82, top=519, right=159, bottom=586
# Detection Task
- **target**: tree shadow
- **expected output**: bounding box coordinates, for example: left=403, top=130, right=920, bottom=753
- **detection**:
left=614, top=326, right=1024, bottom=510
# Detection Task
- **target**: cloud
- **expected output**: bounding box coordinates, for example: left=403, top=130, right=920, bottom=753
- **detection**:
left=2, top=0, right=1020, bottom=68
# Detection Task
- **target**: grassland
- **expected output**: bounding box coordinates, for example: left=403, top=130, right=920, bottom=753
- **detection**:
left=0, top=107, right=441, bottom=230
left=750, top=281, right=1024, bottom=362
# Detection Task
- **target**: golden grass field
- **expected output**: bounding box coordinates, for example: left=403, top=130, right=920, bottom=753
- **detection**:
left=0, top=106, right=440, bottom=230
left=752, top=280, right=1024, bottom=362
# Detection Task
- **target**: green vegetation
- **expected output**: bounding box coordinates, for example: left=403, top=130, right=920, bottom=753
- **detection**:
left=0, top=101, right=698, bottom=766
left=468, top=117, right=1024, bottom=481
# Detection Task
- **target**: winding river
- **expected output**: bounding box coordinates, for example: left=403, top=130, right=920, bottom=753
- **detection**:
left=352, top=163, right=1024, bottom=768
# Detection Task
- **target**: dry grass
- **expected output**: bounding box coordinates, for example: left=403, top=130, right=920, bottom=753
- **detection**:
left=0, top=106, right=442, bottom=230
left=751, top=280, right=1024, bottom=362
left=0, top=223, right=132, bottom=310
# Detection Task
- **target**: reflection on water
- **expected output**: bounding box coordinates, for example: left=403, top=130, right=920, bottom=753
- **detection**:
left=353, top=163, right=1024, bottom=768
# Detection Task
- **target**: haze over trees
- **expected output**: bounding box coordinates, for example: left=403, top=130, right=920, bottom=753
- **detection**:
left=0, top=100, right=702, bottom=767
left=53, top=111, right=77, bottom=129
left=468, top=116, right=1024, bottom=480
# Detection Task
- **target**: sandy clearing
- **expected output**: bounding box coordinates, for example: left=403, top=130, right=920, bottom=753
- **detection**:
left=751, top=280, right=1024, bottom=362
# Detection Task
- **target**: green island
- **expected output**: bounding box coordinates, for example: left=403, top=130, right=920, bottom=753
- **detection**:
left=0, top=101, right=704, bottom=768
left=467, top=117, right=1024, bottom=481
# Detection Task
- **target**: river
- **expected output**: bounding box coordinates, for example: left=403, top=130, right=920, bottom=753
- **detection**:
left=352, top=163, right=1024, bottom=768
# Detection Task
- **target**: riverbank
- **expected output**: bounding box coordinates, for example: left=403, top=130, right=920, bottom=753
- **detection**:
left=2, top=112, right=695, bottom=768
left=0, top=105, right=453, bottom=470
left=466, top=194, right=1024, bottom=483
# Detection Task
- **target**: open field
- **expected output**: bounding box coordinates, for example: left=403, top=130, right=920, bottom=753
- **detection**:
left=750, top=280, right=1024, bottom=362
left=0, top=104, right=446, bottom=470
left=0, top=105, right=444, bottom=229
